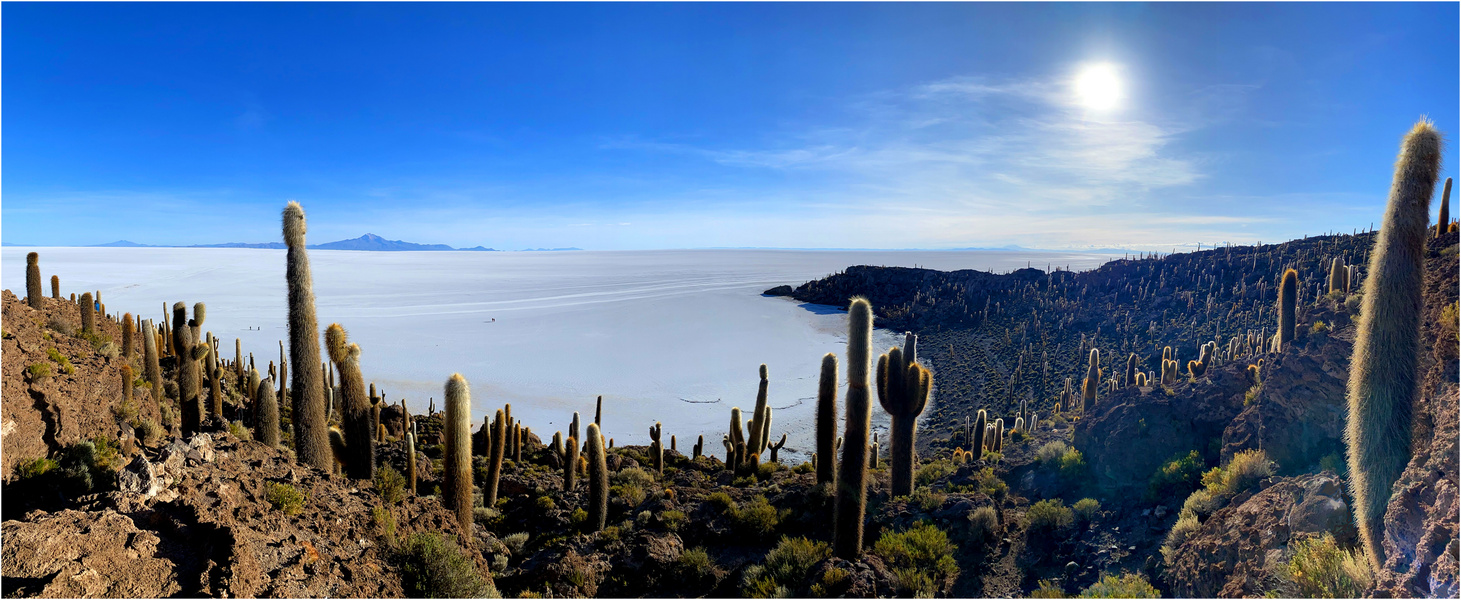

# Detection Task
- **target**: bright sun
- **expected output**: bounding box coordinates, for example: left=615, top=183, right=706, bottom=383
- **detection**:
left=1074, top=63, right=1123, bottom=111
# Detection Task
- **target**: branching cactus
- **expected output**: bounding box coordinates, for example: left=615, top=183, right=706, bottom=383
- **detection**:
left=693, top=434, right=704, bottom=459
left=283, top=201, right=330, bottom=470
left=649, top=422, right=664, bottom=474
left=834, top=297, right=873, bottom=560
left=769, top=434, right=787, bottom=463
left=25, top=252, right=42, bottom=309
left=443, top=374, right=473, bottom=541
left=816, top=352, right=838, bottom=485
left=876, top=334, right=931, bottom=497
left=586, top=423, right=608, bottom=532
left=173, top=303, right=207, bottom=435
left=327, top=324, right=374, bottom=480
left=1346, top=119, right=1441, bottom=568
left=748, top=364, right=770, bottom=459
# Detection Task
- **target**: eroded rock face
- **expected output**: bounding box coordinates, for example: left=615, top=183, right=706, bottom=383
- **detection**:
left=1074, top=366, right=1250, bottom=493
left=1164, top=473, right=1356, bottom=598
left=2, top=509, right=182, bottom=598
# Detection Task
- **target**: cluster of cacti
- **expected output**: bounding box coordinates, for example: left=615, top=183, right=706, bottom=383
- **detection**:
left=833, top=298, right=873, bottom=559
left=326, top=324, right=375, bottom=480
left=485, top=408, right=507, bottom=506
left=692, top=434, right=703, bottom=459
left=816, top=352, right=838, bottom=485
left=876, top=332, right=930, bottom=496
left=951, top=447, right=974, bottom=463
left=1160, top=346, right=1179, bottom=385
left=283, top=201, right=331, bottom=471
left=443, top=373, right=474, bottom=541
left=1346, top=119, right=1440, bottom=569
left=173, top=302, right=209, bottom=435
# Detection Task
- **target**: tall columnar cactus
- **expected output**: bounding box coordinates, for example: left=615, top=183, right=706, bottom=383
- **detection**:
left=570, top=412, right=580, bottom=442
left=236, top=339, right=245, bottom=391
left=693, top=434, right=704, bottom=459
left=876, top=335, right=931, bottom=497
left=1329, top=258, right=1347, bottom=294
left=595, top=395, right=603, bottom=428
left=283, top=201, right=330, bottom=471
left=1081, top=349, right=1100, bottom=410
left=649, top=422, right=664, bottom=474
left=326, top=324, right=375, bottom=480
left=563, top=434, right=580, bottom=490
left=142, top=319, right=163, bottom=403
left=173, top=303, right=207, bottom=435
left=1438, top=177, right=1452, bottom=238
left=191, top=302, right=206, bottom=350
left=485, top=408, right=506, bottom=506
left=406, top=431, right=418, bottom=495
left=80, top=293, right=95, bottom=335
left=121, top=313, right=134, bottom=361
left=256, top=372, right=281, bottom=449
left=1124, top=354, right=1137, bottom=387
left=25, top=252, right=42, bottom=309
left=728, top=407, right=745, bottom=462
left=49, top=275, right=60, bottom=300
left=121, top=364, right=135, bottom=409
left=443, top=374, right=473, bottom=540
left=1346, top=119, right=1441, bottom=568
left=816, top=352, right=838, bottom=485
left=833, top=297, right=873, bottom=560
left=972, top=409, right=987, bottom=454
left=206, top=334, right=224, bottom=418
left=1278, top=268, right=1298, bottom=351
left=993, top=418, right=1005, bottom=452
left=747, top=364, right=770, bottom=459
left=586, top=423, right=608, bottom=532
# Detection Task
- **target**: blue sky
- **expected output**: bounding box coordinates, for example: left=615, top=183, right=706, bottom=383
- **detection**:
left=4, top=2, right=1457, bottom=250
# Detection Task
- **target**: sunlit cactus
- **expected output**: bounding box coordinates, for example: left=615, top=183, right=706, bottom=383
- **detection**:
left=833, top=297, right=873, bottom=559
left=283, top=201, right=330, bottom=470
left=443, top=374, right=474, bottom=541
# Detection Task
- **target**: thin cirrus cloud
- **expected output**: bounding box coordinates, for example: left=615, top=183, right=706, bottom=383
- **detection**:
left=610, top=69, right=1226, bottom=250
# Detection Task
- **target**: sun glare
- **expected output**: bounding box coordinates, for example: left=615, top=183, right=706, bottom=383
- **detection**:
left=1074, top=63, right=1123, bottom=111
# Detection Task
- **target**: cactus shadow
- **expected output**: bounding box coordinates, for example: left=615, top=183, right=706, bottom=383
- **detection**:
left=794, top=302, right=845, bottom=315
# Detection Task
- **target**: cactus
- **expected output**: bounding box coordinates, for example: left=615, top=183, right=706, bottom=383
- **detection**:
left=1124, top=353, right=1136, bottom=387
left=722, top=435, right=734, bottom=465
left=595, top=395, right=603, bottom=428
left=25, top=252, right=42, bottom=309
left=406, top=431, right=418, bottom=495
left=50, top=274, right=59, bottom=300
left=876, top=334, right=930, bottom=497
left=283, top=201, right=331, bottom=471
left=649, top=422, right=664, bottom=474
left=141, top=319, right=164, bottom=403
left=487, top=409, right=506, bottom=506
left=586, top=423, right=608, bottom=532
left=728, top=407, right=745, bottom=462
left=256, top=372, right=281, bottom=449
left=769, top=433, right=787, bottom=463
left=121, top=364, right=135, bottom=409
left=1346, top=118, right=1441, bottom=568
left=1278, top=268, right=1298, bottom=351
left=1329, top=258, right=1346, bottom=294
left=972, top=409, right=987, bottom=454
left=120, top=313, right=135, bottom=361
left=329, top=427, right=348, bottom=475
left=747, top=364, right=770, bottom=459
left=443, top=374, right=473, bottom=540
left=80, top=292, right=95, bottom=335
left=326, top=324, right=375, bottom=480
left=816, top=352, right=838, bottom=485
left=869, top=440, right=879, bottom=469
left=191, top=302, right=206, bottom=348
left=173, top=303, right=208, bottom=435
left=833, top=297, right=873, bottom=560
left=693, top=434, right=704, bottom=459
left=1438, top=177, right=1452, bottom=238
left=570, top=412, right=580, bottom=442
left=1081, top=349, right=1100, bottom=409
left=671, top=435, right=676, bottom=453
left=563, top=434, right=580, bottom=490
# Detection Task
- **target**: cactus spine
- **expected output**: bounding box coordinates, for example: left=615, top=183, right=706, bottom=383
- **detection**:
left=487, top=409, right=506, bottom=506
left=25, top=252, right=42, bottom=309
left=80, top=292, right=95, bottom=335
left=1346, top=119, right=1441, bottom=568
left=876, top=333, right=930, bottom=497
left=816, top=352, right=838, bottom=485
left=283, top=201, right=330, bottom=470
left=1278, top=269, right=1298, bottom=350
left=833, top=298, right=873, bottom=559
left=443, top=373, right=473, bottom=540
left=586, top=423, right=608, bottom=532
left=256, top=372, right=280, bottom=449
left=327, top=324, right=374, bottom=480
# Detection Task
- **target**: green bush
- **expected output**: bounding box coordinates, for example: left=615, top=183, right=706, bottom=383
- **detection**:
left=1149, top=450, right=1205, bottom=499
left=792, top=462, right=814, bottom=475
left=1078, top=572, right=1159, bottom=598
left=1318, top=453, right=1348, bottom=478
left=742, top=537, right=830, bottom=598
left=265, top=482, right=306, bottom=516
left=1201, top=449, right=1273, bottom=499
left=967, top=506, right=1000, bottom=545
left=1026, top=499, right=1074, bottom=534
left=135, top=419, right=164, bottom=446
left=1160, top=509, right=1201, bottom=563
left=371, top=506, right=397, bottom=547
left=1180, top=488, right=1223, bottom=518
left=398, top=532, right=498, bottom=598
left=27, top=363, right=51, bottom=379
left=375, top=465, right=406, bottom=505
left=1057, top=448, right=1087, bottom=481
left=676, top=546, right=714, bottom=583
left=914, top=459, right=956, bottom=488
left=16, top=457, right=58, bottom=480
left=1036, top=440, right=1069, bottom=464
left=733, top=496, right=782, bottom=541
left=809, top=566, right=850, bottom=597
left=971, top=467, right=1008, bottom=500
left=911, top=487, right=946, bottom=511
left=1073, top=498, right=1101, bottom=524
left=46, top=347, right=75, bottom=375
left=569, top=508, right=588, bottom=526
left=706, top=491, right=736, bottom=514
left=227, top=420, right=252, bottom=441
left=871, top=521, right=960, bottom=597
left=612, top=467, right=656, bottom=489
left=660, top=509, right=688, bottom=532
left=1031, top=579, right=1067, bottom=598
left=1286, top=533, right=1372, bottom=598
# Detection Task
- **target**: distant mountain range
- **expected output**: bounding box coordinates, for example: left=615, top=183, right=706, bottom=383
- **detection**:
left=7, top=234, right=565, bottom=252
